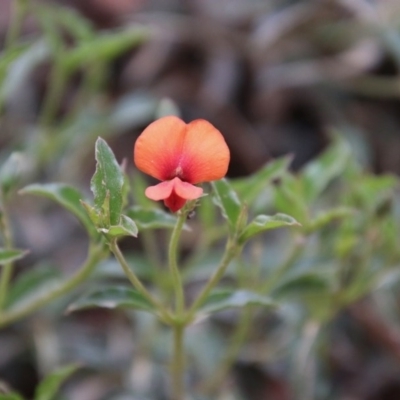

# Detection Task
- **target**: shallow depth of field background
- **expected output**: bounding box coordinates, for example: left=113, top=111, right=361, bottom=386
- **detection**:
left=2, top=0, right=400, bottom=399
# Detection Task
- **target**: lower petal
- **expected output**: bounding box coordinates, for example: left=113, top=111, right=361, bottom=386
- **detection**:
left=145, top=177, right=203, bottom=212
left=173, top=178, right=203, bottom=199
left=145, top=180, right=174, bottom=201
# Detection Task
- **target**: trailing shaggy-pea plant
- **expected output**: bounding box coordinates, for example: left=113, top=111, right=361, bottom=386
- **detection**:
left=76, top=116, right=301, bottom=400
left=1, top=115, right=399, bottom=400
left=0, top=116, right=301, bottom=400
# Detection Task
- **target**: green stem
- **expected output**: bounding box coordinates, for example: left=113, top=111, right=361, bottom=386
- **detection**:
left=0, top=243, right=105, bottom=327
left=185, top=239, right=239, bottom=323
left=168, top=210, right=187, bottom=314
left=172, top=323, right=185, bottom=400
left=109, top=240, right=173, bottom=324
left=0, top=198, right=15, bottom=312
left=0, top=263, right=13, bottom=313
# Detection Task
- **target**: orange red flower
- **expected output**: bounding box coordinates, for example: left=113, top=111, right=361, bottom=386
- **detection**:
left=134, top=116, right=230, bottom=212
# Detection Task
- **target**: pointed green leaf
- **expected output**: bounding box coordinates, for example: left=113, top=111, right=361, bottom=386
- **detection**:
left=306, top=207, right=354, bottom=233
left=67, top=286, right=156, bottom=314
left=274, top=175, right=309, bottom=224
left=199, top=289, right=276, bottom=315
left=119, top=214, right=138, bottom=236
left=232, top=155, right=292, bottom=204
left=0, top=152, right=32, bottom=196
left=62, top=27, right=148, bottom=73
left=0, top=249, right=28, bottom=266
left=352, top=174, right=397, bottom=213
left=126, top=206, right=188, bottom=230
left=5, top=266, right=60, bottom=309
left=80, top=200, right=100, bottom=226
left=20, top=183, right=96, bottom=238
left=91, top=138, right=124, bottom=226
left=211, top=179, right=242, bottom=230
left=35, top=364, right=80, bottom=400
left=54, top=7, right=94, bottom=41
left=99, top=215, right=138, bottom=238
left=301, top=136, right=351, bottom=202
left=239, top=214, right=300, bottom=244
left=1, top=40, right=50, bottom=104
left=272, top=273, right=331, bottom=299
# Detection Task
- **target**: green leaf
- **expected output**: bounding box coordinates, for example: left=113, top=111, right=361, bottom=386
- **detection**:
left=239, top=213, right=300, bottom=243
left=20, top=183, right=96, bottom=238
left=0, top=249, right=28, bottom=265
left=199, top=289, right=276, bottom=315
left=301, top=135, right=351, bottom=202
left=126, top=206, right=188, bottom=230
left=274, top=174, right=309, bottom=224
left=62, top=27, right=148, bottom=73
left=80, top=200, right=100, bottom=226
left=0, top=152, right=32, bottom=195
left=211, top=179, right=242, bottom=230
left=306, top=207, right=354, bottom=233
left=54, top=7, right=94, bottom=41
left=35, top=364, right=80, bottom=400
left=232, top=156, right=292, bottom=204
left=272, top=273, right=331, bottom=299
left=98, top=214, right=138, bottom=238
left=0, top=394, right=25, bottom=400
left=0, top=40, right=50, bottom=104
left=5, top=266, right=60, bottom=309
left=91, top=137, right=124, bottom=226
left=67, top=286, right=156, bottom=314
left=352, top=174, right=397, bottom=213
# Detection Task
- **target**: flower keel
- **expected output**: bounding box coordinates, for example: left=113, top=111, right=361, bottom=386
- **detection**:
left=145, top=177, right=203, bottom=212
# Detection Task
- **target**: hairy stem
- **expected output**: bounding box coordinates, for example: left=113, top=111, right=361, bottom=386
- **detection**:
left=172, top=323, right=185, bottom=400
left=0, top=197, right=15, bottom=312
left=110, top=240, right=173, bottom=324
left=168, top=210, right=186, bottom=314
left=185, top=239, right=239, bottom=323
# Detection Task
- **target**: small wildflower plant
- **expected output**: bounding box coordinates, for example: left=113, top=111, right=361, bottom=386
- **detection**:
left=80, top=116, right=300, bottom=399
left=0, top=114, right=399, bottom=399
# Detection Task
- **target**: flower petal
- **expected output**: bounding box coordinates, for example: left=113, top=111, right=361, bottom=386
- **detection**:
left=180, top=119, right=230, bottom=184
left=134, top=116, right=186, bottom=181
left=144, top=178, right=203, bottom=212
left=173, top=178, right=203, bottom=200
left=145, top=180, right=174, bottom=201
